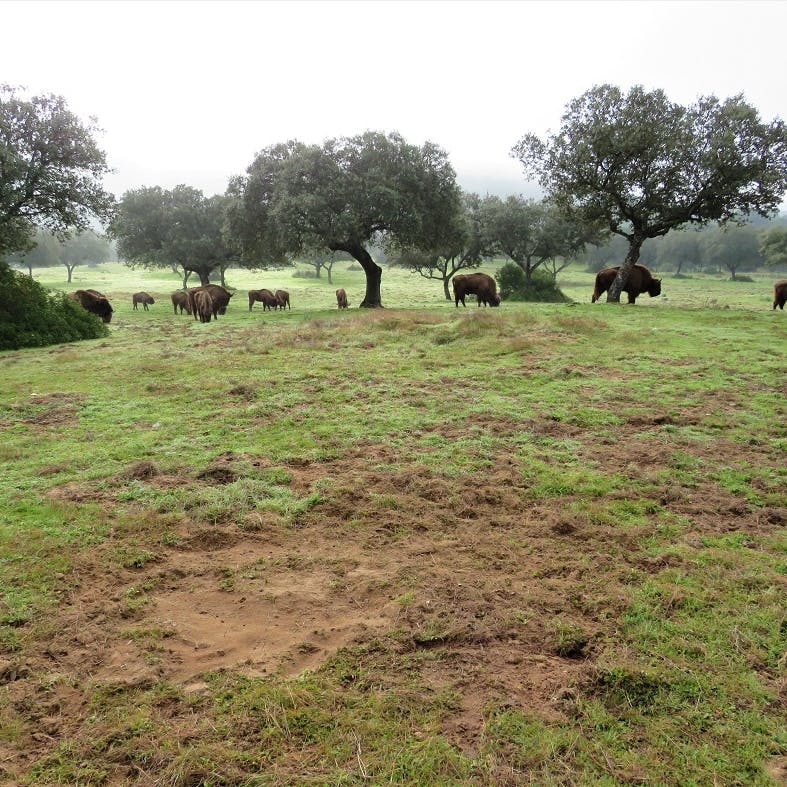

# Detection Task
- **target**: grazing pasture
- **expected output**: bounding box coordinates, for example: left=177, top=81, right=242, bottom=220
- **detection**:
left=0, top=262, right=785, bottom=785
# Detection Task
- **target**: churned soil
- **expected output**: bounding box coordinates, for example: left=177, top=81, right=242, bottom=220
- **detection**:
left=1, top=416, right=784, bottom=781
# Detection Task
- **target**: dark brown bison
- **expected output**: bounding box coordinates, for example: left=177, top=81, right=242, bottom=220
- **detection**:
left=171, top=290, right=192, bottom=315
left=249, top=288, right=278, bottom=311
left=453, top=272, right=500, bottom=308
left=193, top=290, right=214, bottom=323
left=70, top=289, right=113, bottom=323
left=773, top=280, right=787, bottom=310
left=132, top=292, right=155, bottom=311
left=335, top=288, right=348, bottom=309
left=188, top=285, right=233, bottom=320
left=592, top=264, right=662, bottom=304
left=275, top=289, right=291, bottom=310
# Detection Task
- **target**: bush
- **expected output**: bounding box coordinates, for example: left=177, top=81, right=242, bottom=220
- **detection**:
left=731, top=274, right=755, bottom=282
left=0, top=262, right=109, bottom=350
left=496, top=264, right=571, bottom=303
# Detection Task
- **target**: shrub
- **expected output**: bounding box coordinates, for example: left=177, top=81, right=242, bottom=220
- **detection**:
left=0, top=262, right=109, bottom=350
left=496, top=263, right=571, bottom=303
left=730, top=274, right=755, bottom=282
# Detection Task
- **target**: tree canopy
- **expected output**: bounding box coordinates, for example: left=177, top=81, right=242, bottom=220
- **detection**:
left=513, top=85, right=787, bottom=301
left=227, top=131, right=462, bottom=307
left=391, top=191, right=493, bottom=300
left=0, top=85, right=115, bottom=257
left=482, top=196, right=595, bottom=280
left=109, top=186, right=238, bottom=287
left=759, top=224, right=787, bottom=269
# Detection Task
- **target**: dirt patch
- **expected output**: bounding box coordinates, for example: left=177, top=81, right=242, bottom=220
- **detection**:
left=5, top=430, right=785, bottom=778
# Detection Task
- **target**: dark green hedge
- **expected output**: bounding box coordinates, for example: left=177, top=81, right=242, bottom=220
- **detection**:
left=0, top=262, right=109, bottom=350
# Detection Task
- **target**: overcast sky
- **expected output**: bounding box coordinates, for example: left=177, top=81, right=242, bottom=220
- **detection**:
left=3, top=0, right=786, bottom=201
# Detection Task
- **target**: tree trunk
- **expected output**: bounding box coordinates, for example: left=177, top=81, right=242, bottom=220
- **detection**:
left=26, top=264, right=32, bottom=277
left=607, top=236, right=644, bottom=302
left=197, top=268, right=211, bottom=286
left=66, top=264, right=74, bottom=283
left=333, top=242, right=383, bottom=307
left=326, top=264, right=333, bottom=285
left=443, top=277, right=451, bottom=300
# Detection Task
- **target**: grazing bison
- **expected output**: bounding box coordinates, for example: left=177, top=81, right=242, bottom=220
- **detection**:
left=171, top=290, right=192, bottom=315
left=592, top=264, right=662, bottom=304
left=193, top=290, right=214, bottom=323
left=248, top=288, right=278, bottom=311
left=187, top=285, right=233, bottom=320
left=70, top=289, right=113, bottom=323
left=132, top=292, right=155, bottom=311
left=452, top=272, right=501, bottom=308
left=335, top=288, right=349, bottom=309
left=275, top=289, right=291, bottom=310
left=773, top=280, right=787, bottom=310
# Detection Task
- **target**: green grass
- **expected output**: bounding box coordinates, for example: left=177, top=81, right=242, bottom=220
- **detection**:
left=1, top=262, right=785, bottom=784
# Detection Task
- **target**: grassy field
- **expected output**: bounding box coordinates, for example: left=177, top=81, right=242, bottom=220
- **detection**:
left=0, top=262, right=785, bottom=785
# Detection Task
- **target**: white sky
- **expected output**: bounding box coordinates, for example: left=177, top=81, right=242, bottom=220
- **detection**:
left=3, top=0, right=786, bottom=201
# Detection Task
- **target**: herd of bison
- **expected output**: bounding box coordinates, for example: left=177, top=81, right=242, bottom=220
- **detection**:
left=69, top=265, right=787, bottom=324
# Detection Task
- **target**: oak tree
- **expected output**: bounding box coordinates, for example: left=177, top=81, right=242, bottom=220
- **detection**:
left=0, top=86, right=114, bottom=257
left=391, top=192, right=493, bottom=300
left=513, top=85, right=787, bottom=301
left=110, top=186, right=238, bottom=287
left=227, top=131, right=462, bottom=307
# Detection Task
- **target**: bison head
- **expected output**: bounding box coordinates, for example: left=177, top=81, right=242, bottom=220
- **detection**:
left=648, top=279, right=662, bottom=297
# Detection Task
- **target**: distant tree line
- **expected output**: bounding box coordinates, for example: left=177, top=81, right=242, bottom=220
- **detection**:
left=6, top=228, right=113, bottom=281
left=3, top=80, right=787, bottom=349
left=579, top=215, right=787, bottom=279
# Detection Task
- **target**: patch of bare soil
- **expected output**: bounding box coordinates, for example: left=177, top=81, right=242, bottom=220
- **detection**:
left=3, top=423, right=785, bottom=780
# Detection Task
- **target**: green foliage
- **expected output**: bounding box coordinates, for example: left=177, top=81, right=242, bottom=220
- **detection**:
left=515, top=84, right=787, bottom=299
left=227, top=131, right=462, bottom=306
left=7, top=228, right=111, bottom=282
left=483, top=195, right=597, bottom=279
left=109, top=186, right=239, bottom=286
left=0, top=261, right=108, bottom=349
left=495, top=263, right=570, bottom=302
left=0, top=86, right=114, bottom=256
left=759, top=224, right=787, bottom=268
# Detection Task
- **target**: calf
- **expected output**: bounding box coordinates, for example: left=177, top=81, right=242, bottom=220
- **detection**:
left=132, top=292, right=155, bottom=311
left=336, top=288, right=349, bottom=309
left=275, top=289, right=291, bottom=310
left=171, top=290, right=192, bottom=315
left=249, top=288, right=278, bottom=311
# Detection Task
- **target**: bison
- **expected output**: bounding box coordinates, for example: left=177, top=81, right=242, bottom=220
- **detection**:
left=592, top=264, right=662, bottom=304
left=188, top=285, right=233, bottom=320
left=70, top=289, right=113, bottom=323
left=248, top=288, right=278, bottom=311
left=452, top=272, right=500, bottom=308
left=773, top=280, right=787, bottom=310
left=275, top=289, right=291, bottom=310
left=171, top=290, right=192, bottom=315
left=193, top=289, right=214, bottom=323
left=132, top=292, right=155, bottom=311
left=335, top=288, right=349, bottom=309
